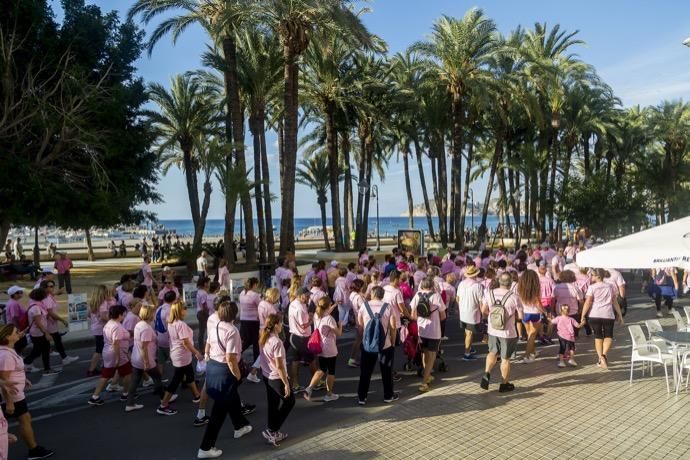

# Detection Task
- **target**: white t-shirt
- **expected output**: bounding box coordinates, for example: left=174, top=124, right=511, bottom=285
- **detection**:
left=196, top=256, right=207, bottom=273
left=456, top=278, right=484, bottom=325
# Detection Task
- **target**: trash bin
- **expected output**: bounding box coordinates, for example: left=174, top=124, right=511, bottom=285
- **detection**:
left=258, top=263, right=275, bottom=290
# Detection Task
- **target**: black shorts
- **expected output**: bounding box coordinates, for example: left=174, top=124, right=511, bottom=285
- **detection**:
left=460, top=321, right=480, bottom=335
left=1, top=398, right=28, bottom=418
left=94, top=335, right=104, bottom=354
left=588, top=318, right=615, bottom=339
left=288, top=334, right=314, bottom=364
left=318, top=356, right=336, bottom=375
left=558, top=337, right=576, bottom=355
left=420, top=337, right=440, bottom=352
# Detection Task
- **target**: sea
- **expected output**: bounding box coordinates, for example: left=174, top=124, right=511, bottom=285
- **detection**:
left=159, top=216, right=504, bottom=238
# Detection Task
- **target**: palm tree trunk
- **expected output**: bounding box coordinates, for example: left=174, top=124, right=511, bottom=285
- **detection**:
left=477, top=137, right=502, bottom=247
left=259, top=114, right=275, bottom=263
left=451, top=91, right=464, bottom=249
left=325, top=102, right=344, bottom=251
left=318, top=197, right=331, bottom=251
left=538, top=160, right=548, bottom=241
left=361, top=142, right=374, bottom=249
left=402, top=148, right=414, bottom=228
left=341, top=132, right=354, bottom=250
left=0, top=220, right=9, bottom=257
left=84, top=227, right=95, bottom=262
left=449, top=143, right=457, bottom=245
left=355, top=123, right=368, bottom=251
left=413, top=138, right=435, bottom=240
left=181, top=146, right=203, bottom=254
left=250, top=116, right=267, bottom=262
left=547, top=132, right=559, bottom=235
left=583, top=133, right=591, bottom=180
left=437, top=134, right=449, bottom=247
left=200, top=171, right=212, bottom=242
left=506, top=150, right=521, bottom=247
left=279, top=45, right=299, bottom=256
left=459, top=140, right=473, bottom=247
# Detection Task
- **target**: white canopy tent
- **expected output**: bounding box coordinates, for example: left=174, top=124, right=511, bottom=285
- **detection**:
left=576, top=216, right=690, bottom=269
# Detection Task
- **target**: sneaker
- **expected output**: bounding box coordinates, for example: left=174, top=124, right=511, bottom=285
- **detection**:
left=241, top=403, right=256, bottom=416
left=50, top=351, right=60, bottom=357
left=197, top=447, right=223, bottom=459
left=469, top=347, right=477, bottom=355
left=357, top=399, right=366, bottom=406
left=313, top=380, right=326, bottom=391
left=424, top=375, right=435, bottom=384
left=291, top=385, right=304, bottom=393
left=480, top=374, right=490, bottom=390
left=347, top=358, right=360, bottom=368
left=323, top=393, right=339, bottom=402
left=302, top=387, right=313, bottom=401
left=166, top=394, right=179, bottom=403
left=125, top=404, right=144, bottom=412
left=462, top=354, right=477, bottom=361
left=193, top=415, right=210, bottom=427
left=568, top=358, right=578, bottom=367
left=392, top=373, right=402, bottom=383
left=192, top=395, right=201, bottom=404
left=87, top=396, right=104, bottom=406
left=516, top=356, right=535, bottom=364
left=142, top=378, right=154, bottom=388
left=61, top=356, right=79, bottom=365
left=274, top=431, right=288, bottom=442
left=557, top=361, right=566, bottom=368
left=246, top=373, right=261, bottom=384
left=418, top=383, right=430, bottom=393
left=233, top=424, right=252, bottom=439
left=441, top=336, right=449, bottom=341
left=25, top=364, right=41, bottom=373
left=156, top=405, right=177, bottom=416
left=43, top=369, right=61, bottom=376
left=106, top=383, right=123, bottom=393
left=498, top=382, right=515, bottom=393
left=262, top=429, right=279, bottom=447
left=383, top=393, right=399, bottom=403
left=656, top=311, right=663, bottom=318
left=27, top=445, right=54, bottom=460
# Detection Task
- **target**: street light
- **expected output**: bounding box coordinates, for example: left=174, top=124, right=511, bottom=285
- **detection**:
left=358, top=180, right=380, bottom=251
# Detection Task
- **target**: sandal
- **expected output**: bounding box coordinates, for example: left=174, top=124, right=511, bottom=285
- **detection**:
left=601, top=355, right=609, bottom=370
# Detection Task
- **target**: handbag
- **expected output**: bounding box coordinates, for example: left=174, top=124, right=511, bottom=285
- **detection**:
left=217, top=321, right=249, bottom=379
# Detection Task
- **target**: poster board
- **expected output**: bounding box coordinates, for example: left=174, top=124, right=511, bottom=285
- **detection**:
left=182, top=283, right=197, bottom=311
left=67, top=293, right=89, bottom=331
left=398, top=229, right=424, bottom=257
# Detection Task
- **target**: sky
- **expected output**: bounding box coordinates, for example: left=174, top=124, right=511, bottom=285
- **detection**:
left=51, top=0, right=690, bottom=220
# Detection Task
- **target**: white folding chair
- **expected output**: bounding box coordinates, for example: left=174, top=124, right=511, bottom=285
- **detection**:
left=628, top=325, right=673, bottom=393
left=672, top=310, right=690, bottom=332
left=644, top=319, right=664, bottom=339
left=677, top=351, right=690, bottom=395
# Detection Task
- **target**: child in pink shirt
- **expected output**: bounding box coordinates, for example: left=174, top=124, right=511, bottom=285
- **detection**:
left=550, top=305, right=580, bottom=367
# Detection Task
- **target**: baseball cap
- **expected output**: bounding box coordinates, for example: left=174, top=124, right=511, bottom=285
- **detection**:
left=538, top=260, right=547, bottom=267
left=7, top=285, right=23, bottom=296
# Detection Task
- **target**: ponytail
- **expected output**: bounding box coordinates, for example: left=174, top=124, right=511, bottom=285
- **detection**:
left=259, top=313, right=283, bottom=348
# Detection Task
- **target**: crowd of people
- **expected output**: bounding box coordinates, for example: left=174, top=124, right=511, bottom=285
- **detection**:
left=1, top=237, right=687, bottom=459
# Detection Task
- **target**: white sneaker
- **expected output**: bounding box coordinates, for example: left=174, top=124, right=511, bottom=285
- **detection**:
left=106, top=383, right=124, bottom=392
left=164, top=394, right=178, bottom=403
left=25, top=364, right=41, bottom=373
left=233, top=424, right=252, bottom=439
left=125, top=404, right=144, bottom=412
left=142, top=378, right=154, bottom=388
left=323, top=393, right=339, bottom=402
left=517, top=356, right=535, bottom=364
left=62, top=356, right=79, bottom=365
left=246, top=373, right=261, bottom=384
left=441, top=336, right=449, bottom=341
left=568, top=359, right=578, bottom=367
left=50, top=351, right=60, bottom=357
left=557, top=361, right=566, bottom=368
left=656, top=312, right=663, bottom=318
left=197, top=447, right=223, bottom=459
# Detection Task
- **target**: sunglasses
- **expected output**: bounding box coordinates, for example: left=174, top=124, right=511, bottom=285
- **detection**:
left=46, top=284, right=55, bottom=288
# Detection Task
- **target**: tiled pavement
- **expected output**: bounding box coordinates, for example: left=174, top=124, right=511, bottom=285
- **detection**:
left=270, top=294, right=690, bottom=460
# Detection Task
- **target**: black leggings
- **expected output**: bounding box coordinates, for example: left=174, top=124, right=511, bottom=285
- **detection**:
left=655, top=293, right=673, bottom=312
left=166, top=364, right=195, bottom=394
left=127, top=367, right=164, bottom=406
left=201, top=377, right=249, bottom=450
left=357, top=346, right=395, bottom=402
left=51, top=332, right=66, bottom=359
left=24, top=335, right=50, bottom=370
left=240, top=320, right=260, bottom=362
left=264, top=378, right=295, bottom=432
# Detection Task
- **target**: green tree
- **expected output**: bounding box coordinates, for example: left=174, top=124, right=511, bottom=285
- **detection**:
left=296, top=154, right=333, bottom=251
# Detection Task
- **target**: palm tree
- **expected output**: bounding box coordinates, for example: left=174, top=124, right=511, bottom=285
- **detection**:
left=258, top=0, right=373, bottom=255
left=146, top=74, right=220, bottom=254
left=296, top=154, right=333, bottom=250
left=413, top=8, right=499, bottom=248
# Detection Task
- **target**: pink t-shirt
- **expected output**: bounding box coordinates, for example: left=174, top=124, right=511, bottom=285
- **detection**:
left=605, top=269, right=626, bottom=295
left=27, top=302, right=47, bottom=338
left=551, top=315, right=579, bottom=342
left=288, top=300, right=310, bottom=337
left=413, top=270, right=426, bottom=289
left=314, top=314, right=338, bottom=358
left=382, top=285, right=403, bottom=327
left=483, top=288, right=521, bottom=339
left=90, top=299, right=114, bottom=336
left=258, top=300, right=278, bottom=329
left=142, top=263, right=153, bottom=287
left=168, top=320, right=194, bottom=367
left=575, top=272, right=591, bottom=296
left=196, top=289, right=208, bottom=312
left=358, top=299, right=394, bottom=349
left=5, top=299, right=25, bottom=330
left=206, top=293, right=217, bottom=314
left=102, top=320, right=130, bottom=368
left=586, top=282, right=617, bottom=319
left=410, top=290, right=446, bottom=340
left=239, top=290, right=261, bottom=321
left=552, top=283, right=582, bottom=316
left=157, top=286, right=180, bottom=301
left=156, top=303, right=172, bottom=348
left=0, top=346, right=26, bottom=402
left=309, top=287, right=327, bottom=309
left=333, top=278, right=349, bottom=306
left=42, top=294, right=59, bottom=334
left=539, top=274, right=555, bottom=306
left=54, top=257, right=72, bottom=274
left=131, top=321, right=157, bottom=370
left=260, top=334, right=287, bottom=380
left=122, top=311, right=139, bottom=335
left=206, top=313, right=241, bottom=363
left=349, top=292, right=365, bottom=319
left=119, top=291, right=134, bottom=310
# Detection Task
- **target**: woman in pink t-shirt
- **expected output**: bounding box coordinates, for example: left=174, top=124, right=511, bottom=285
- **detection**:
left=23, top=288, right=58, bottom=376
left=88, top=304, right=133, bottom=406
left=347, top=279, right=366, bottom=367
left=516, top=270, right=546, bottom=363
left=580, top=269, right=624, bottom=370
left=259, top=313, right=295, bottom=446
left=303, top=297, right=342, bottom=402
left=246, top=288, right=282, bottom=384
left=87, top=285, right=116, bottom=376
left=199, top=301, right=252, bottom=456
left=195, top=277, right=211, bottom=352
left=159, top=302, right=202, bottom=414
left=0, top=325, right=51, bottom=459
left=238, top=278, right=262, bottom=364
left=125, top=304, right=164, bottom=412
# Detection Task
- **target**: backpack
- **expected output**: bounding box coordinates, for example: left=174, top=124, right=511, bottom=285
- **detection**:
left=489, top=290, right=512, bottom=331
left=16, top=304, right=31, bottom=331
left=307, top=318, right=323, bottom=355
left=415, top=292, right=436, bottom=318
left=154, top=306, right=167, bottom=334
left=362, top=301, right=389, bottom=353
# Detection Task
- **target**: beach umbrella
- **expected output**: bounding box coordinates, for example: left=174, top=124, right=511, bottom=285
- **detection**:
left=576, top=216, right=690, bottom=269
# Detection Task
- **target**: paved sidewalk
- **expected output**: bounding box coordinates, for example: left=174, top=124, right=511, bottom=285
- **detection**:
left=271, top=295, right=690, bottom=460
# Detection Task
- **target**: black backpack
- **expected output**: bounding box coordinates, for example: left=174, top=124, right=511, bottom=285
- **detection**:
left=416, top=292, right=436, bottom=318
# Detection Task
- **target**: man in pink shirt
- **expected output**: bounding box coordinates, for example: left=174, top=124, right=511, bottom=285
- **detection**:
left=53, top=252, right=73, bottom=294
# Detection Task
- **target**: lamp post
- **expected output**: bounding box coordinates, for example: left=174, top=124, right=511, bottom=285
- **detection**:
left=358, top=180, right=380, bottom=251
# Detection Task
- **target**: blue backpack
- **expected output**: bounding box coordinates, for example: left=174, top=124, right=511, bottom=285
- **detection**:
left=154, top=306, right=167, bottom=334
left=362, top=301, right=388, bottom=353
